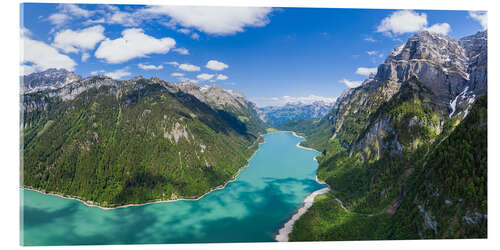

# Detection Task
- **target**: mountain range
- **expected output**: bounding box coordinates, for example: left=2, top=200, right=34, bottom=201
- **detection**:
left=20, top=29, right=487, bottom=240
left=287, top=30, right=487, bottom=240
left=258, top=101, right=335, bottom=127
left=21, top=70, right=267, bottom=207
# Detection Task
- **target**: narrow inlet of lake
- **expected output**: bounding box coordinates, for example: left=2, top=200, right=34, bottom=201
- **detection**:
left=21, top=131, right=326, bottom=245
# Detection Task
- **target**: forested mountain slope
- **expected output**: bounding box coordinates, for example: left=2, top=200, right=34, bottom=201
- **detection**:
left=289, top=30, right=487, bottom=240
left=22, top=74, right=266, bottom=207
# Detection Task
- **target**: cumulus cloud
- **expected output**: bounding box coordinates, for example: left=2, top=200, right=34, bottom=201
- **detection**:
left=95, top=28, right=175, bottom=63
left=21, top=37, right=77, bottom=73
left=339, top=79, right=363, bottom=88
left=104, top=68, right=131, bottom=79
left=140, top=6, right=273, bottom=35
left=252, top=95, right=337, bottom=107
left=138, top=63, right=163, bottom=70
left=47, top=4, right=94, bottom=27
left=171, top=72, right=184, bottom=77
left=48, top=13, right=70, bottom=26
left=206, top=60, right=229, bottom=71
left=173, top=48, right=189, bottom=55
left=377, top=10, right=455, bottom=36
left=377, top=10, right=428, bottom=35
left=178, top=63, right=200, bottom=72
left=196, top=73, right=215, bottom=81
left=425, top=23, right=451, bottom=35
left=367, top=51, right=378, bottom=56
left=355, top=67, right=377, bottom=76
left=216, top=74, right=229, bottom=80
left=52, top=25, right=105, bottom=54
left=61, top=4, right=93, bottom=18
left=469, top=11, right=487, bottom=30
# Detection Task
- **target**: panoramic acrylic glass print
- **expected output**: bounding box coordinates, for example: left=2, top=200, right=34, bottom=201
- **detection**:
left=20, top=2, right=487, bottom=246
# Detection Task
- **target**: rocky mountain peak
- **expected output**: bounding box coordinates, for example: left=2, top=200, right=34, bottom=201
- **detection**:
left=385, top=31, right=467, bottom=72
left=374, top=31, right=473, bottom=105
left=22, top=68, right=81, bottom=94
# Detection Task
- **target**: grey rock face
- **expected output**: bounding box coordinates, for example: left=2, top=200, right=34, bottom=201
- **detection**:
left=352, top=118, right=402, bottom=160
left=22, top=68, right=81, bottom=94
left=375, top=31, right=469, bottom=103
left=459, top=30, right=487, bottom=95
left=176, top=83, right=250, bottom=110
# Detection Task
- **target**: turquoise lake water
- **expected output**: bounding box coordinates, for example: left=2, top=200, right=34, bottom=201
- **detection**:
left=21, top=131, right=325, bottom=245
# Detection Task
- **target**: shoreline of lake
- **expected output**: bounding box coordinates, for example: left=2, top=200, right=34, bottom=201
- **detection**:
left=274, top=130, right=330, bottom=242
left=21, top=134, right=266, bottom=210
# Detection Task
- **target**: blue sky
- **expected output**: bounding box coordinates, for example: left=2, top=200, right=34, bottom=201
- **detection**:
left=20, top=3, right=487, bottom=106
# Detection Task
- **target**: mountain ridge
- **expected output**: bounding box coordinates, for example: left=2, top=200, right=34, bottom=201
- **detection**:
left=287, top=30, right=487, bottom=240
left=21, top=70, right=267, bottom=207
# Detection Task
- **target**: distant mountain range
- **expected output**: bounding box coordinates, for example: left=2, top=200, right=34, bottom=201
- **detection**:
left=258, top=101, right=335, bottom=127
left=21, top=70, right=267, bottom=207
left=287, top=30, right=487, bottom=240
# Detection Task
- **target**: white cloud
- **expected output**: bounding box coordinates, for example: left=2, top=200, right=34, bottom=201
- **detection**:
left=339, top=79, right=363, bottom=88
left=196, top=73, right=215, bottom=81
left=47, top=4, right=94, bottom=27
left=61, top=4, right=93, bottom=18
left=81, top=52, right=90, bottom=62
left=356, top=67, right=377, bottom=76
left=377, top=10, right=428, bottom=35
left=108, top=11, right=139, bottom=27
left=469, top=11, right=487, bottom=30
left=52, top=25, right=105, bottom=54
left=364, top=37, right=376, bottom=42
left=20, top=65, right=37, bottom=75
left=21, top=37, right=77, bottom=72
left=104, top=68, right=131, bottom=79
left=178, top=63, right=200, bottom=72
left=48, top=13, right=70, bottom=26
left=138, top=63, right=164, bottom=70
left=165, top=61, right=179, bottom=67
left=206, top=60, right=229, bottom=71
left=191, top=33, right=200, bottom=40
left=83, top=18, right=106, bottom=25
left=178, top=28, right=191, bottom=34
left=173, top=48, right=189, bottom=55
left=95, top=28, right=176, bottom=63
left=20, top=28, right=32, bottom=37
left=90, top=70, right=105, bottom=75
left=252, top=95, right=337, bottom=107
left=178, top=77, right=199, bottom=84
left=140, top=6, right=273, bottom=35
left=171, top=72, right=184, bottom=77
left=216, top=74, right=229, bottom=81
left=367, top=51, right=378, bottom=56
left=425, top=23, right=451, bottom=35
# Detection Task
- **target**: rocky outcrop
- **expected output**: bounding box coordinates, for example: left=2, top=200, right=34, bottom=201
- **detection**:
left=459, top=30, right=487, bottom=95
left=375, top=31, right=469, bottom=105
left=176, top=83, right=248, bottom=110
left=22, top=68, right=81, bottom=94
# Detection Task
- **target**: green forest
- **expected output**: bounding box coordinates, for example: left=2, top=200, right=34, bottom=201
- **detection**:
left=22, top=79, right=266, bottom=207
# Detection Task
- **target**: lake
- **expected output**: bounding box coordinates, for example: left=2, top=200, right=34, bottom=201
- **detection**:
left=21, top=131, right=325, bottom=245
